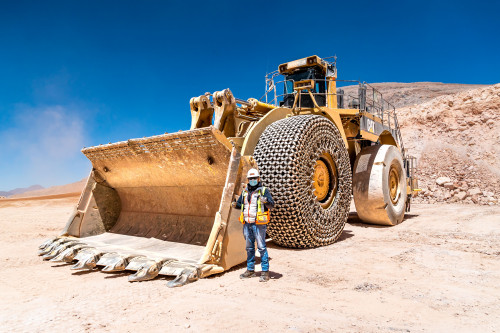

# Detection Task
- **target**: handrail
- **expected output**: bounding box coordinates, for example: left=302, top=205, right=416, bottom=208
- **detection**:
left=261, top=73, right=406, bottom=159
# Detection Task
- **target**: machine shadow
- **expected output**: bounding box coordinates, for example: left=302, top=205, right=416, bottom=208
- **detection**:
left=103, top=272, right=130, bottom=279
left=71, top=270, right=95, bottom=276
left=347, top=211, right=419, bottom=227
left=50, top=263, right=73, bottom=268
left=266, top=227, right=354, bottom=250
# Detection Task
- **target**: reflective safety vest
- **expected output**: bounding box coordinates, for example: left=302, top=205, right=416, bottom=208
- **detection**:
left=239, top=186, right=270, bottom=225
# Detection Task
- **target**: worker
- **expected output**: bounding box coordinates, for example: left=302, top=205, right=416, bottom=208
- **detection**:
left=232, top=168, right=275, bottom=282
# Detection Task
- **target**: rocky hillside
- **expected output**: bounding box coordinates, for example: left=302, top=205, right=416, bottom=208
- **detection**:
left=397, top=84, right=500, bottom=205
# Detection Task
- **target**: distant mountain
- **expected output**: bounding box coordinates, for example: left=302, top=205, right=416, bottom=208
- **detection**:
left=9, top=179, right=86, bottom=198
left=0, top=185, right=44, bottom=197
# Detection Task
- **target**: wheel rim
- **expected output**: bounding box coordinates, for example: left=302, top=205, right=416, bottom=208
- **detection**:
left=313, top=160, right=329, bottom=201
left=388, top=165, right=401, bottom=204
left=313, top=152, right=338, bottom=209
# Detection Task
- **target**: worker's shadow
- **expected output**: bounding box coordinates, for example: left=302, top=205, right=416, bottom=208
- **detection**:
left=266, top=271, right=283, bottom=280
left=254, top=257, right=283, bottom=280
left=223, top=257, right=283, bottom=280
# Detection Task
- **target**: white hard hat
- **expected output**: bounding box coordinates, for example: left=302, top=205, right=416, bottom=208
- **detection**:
left=247, top=168, right=260, bottom=178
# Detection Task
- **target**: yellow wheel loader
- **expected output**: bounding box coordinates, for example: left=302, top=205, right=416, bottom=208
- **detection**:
left=39, top=56, right=419, bottom=287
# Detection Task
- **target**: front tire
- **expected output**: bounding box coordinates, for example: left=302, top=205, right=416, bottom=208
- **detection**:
left=254, top=115, right=352, bottom=248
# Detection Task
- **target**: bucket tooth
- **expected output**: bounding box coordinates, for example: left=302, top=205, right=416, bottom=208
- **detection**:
left=50, top=244, right=87, bottom=263
left=38, top=238, right=74, bottom=256
left=71, top=250, right=102, bottom=271
left=38, top=240, right=62, bottom=256
left=98, top=254, right=130, bottom=272
left=50, top=247, right=76, bottom=263
left=159, top=261, right=202, bottom=287
left=123, top=256, right=148, bottom=271
left=128, top=260, right=162, bottom=282
left=42, top=241, right=78, bottom=261
left=167, top=267, right=201, bottom=288
left=39, top=237, right=58, bottom=250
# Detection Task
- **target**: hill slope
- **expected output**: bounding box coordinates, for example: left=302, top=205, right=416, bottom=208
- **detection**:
left=397, top=83, right=500, bottom=205
left=0, top=185, right=44, bottom=197
left=9, top=179, right=86, bottom=199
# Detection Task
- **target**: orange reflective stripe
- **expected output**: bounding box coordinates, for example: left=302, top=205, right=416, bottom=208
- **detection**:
left=239, top=187, right=271, bottom=224
left=239, top=190, right=247, bottom=224
left=256, top=187, right=270, bottom=224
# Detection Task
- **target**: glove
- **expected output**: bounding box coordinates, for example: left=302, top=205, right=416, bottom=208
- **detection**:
left=231, top=201, right=237, bottom=208
left=259, top=196, right=268, bottom=203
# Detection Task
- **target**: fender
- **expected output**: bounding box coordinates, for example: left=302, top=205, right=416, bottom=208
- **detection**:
left=379, top=130, right=400, bottom=149
left=241, top=107, right=291, bottom=156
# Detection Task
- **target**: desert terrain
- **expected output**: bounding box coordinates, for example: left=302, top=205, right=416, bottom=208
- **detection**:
left=0, top=195, right=498, bottom=332
left=1, top=82, right=499, bottom=332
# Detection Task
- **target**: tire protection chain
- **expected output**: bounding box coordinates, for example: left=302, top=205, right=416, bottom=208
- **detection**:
left=254, top=115, right=352, bottom=248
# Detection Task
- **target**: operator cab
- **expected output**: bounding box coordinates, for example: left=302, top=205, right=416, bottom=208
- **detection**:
left=278, top=55, right=332, bottom=108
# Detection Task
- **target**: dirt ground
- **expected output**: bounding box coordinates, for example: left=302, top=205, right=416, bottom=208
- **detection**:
left=0, top=195, right=498, bottom=333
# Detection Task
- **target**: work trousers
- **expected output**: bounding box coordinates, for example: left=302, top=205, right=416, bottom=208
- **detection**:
left=243, top=223, right=269, bottom=272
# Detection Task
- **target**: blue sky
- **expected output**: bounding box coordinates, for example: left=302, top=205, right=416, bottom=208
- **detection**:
left=1, top=0, right=499, bottom=190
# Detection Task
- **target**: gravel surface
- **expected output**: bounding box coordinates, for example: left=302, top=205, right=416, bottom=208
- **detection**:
left=1, top=196, right=498, bottom=333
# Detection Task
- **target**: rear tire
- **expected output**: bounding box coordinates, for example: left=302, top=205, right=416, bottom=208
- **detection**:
left=352, top=145, right=406, bottom=225
left=254, top=115, right=352, bottom=248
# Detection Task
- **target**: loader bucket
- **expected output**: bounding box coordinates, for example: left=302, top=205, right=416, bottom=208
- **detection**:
left=43, top=127, right=250, bottom=287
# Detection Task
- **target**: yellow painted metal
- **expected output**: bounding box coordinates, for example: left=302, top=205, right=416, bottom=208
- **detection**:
left=342, top=120, right=359, bottom=138
left=319, top=107, right=348, bottom=148
left=327, top=77, right=337, bottom=109
left=338, top=109, right=360, bottom=116
left=315, top=152, right=338, bottom=209
left=278, top=55, right=327, bottom=74
left=228, top=137, right=245, bottom=150
left=389, top=165, right=401, bottom=204
left=360, top=129, right=379, bottom=142
left=313, top=160, right=330, bottom=201
left=190, top=95, right=214, bottom=129
left=294, top=80, right=315, bottom=91
left=240, top=107, right=291, bottom=156
left=359, top=111, right=382, bottom=123
left=247, top=98, right=275, bottom=113
left=213, top=89, right=237, bottom=137
left=379, top=130, right=399, bottom=148
left=408, top=182, right=422, bottom=196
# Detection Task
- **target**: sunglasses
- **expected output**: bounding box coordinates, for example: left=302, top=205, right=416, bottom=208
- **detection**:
left=248, top=177, right=258, bottom=180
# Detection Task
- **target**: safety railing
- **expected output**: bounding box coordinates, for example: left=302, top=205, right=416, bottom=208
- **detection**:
left=260, top=77, right=362, bottom=108
left=363, top=82, right=406, bottom=158
left=260, top=75, right=406, bottom=158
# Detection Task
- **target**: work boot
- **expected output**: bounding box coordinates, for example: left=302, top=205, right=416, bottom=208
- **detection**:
left=259, top=271, right=270, bottom=282
left=240, top=270, right=257, bottom=279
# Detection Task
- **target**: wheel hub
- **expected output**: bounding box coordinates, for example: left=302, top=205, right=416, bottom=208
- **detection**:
left=313, top=160, right=330, bottom=201
left=389, top=165, right=400, bottom=204
left=312, top=153, right=338, bottom=209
